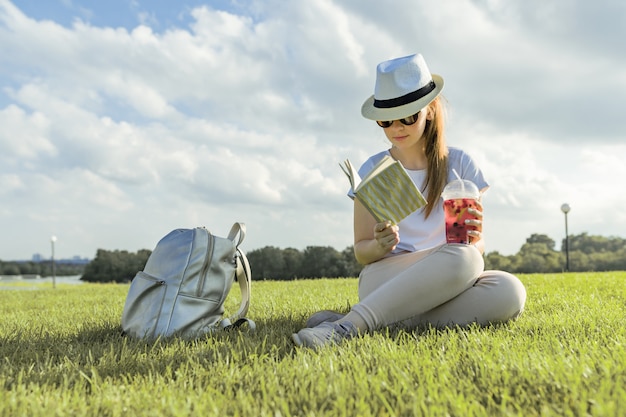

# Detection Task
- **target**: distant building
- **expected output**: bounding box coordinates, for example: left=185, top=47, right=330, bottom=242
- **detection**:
left=28, top=254, right=90, bottom=265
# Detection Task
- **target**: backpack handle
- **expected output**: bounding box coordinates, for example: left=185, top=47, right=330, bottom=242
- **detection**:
left=231, top=248, right=251, bottom=320
left=226, top=222, right=252, bottom=323
left=227, top=222, right=246, bottom=248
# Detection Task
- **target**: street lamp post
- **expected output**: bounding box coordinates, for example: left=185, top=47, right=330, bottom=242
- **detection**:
left=560, top=204, right=570, bottom=272
left=51, top=236, right=57, bottom=289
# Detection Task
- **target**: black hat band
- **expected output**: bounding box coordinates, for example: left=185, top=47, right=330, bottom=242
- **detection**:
left=373, top=80, right=436, bottom=109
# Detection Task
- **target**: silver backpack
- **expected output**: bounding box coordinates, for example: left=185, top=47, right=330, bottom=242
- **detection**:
left=121, top=223, right=253, bottom=340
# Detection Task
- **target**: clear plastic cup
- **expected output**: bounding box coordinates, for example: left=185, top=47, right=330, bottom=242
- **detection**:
left=441, top=179, right=480, bottom=244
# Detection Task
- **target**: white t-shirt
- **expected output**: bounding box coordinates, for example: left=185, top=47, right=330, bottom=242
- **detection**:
left=348, top=147, right=489, bottom=254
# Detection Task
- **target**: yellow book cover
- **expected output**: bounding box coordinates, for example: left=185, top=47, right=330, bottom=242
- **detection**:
left=340, top=155, right=427, bottom=224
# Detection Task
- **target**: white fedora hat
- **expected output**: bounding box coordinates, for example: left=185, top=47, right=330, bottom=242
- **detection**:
left=361, top=53, right=444, bottom=121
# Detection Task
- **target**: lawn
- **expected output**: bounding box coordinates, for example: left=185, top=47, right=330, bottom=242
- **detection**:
left=1, top=272, right=625, bottom=416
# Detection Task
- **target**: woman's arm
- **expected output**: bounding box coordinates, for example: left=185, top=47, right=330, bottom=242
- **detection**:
left=354, top=189, right=486, bottom=262
left=353, top=199, right=400, bottom=265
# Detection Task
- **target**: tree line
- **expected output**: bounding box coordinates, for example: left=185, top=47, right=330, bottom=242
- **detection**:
left=77, top=246, right=362, bottom=283
left=0, top=260, right=84, bottom=277
left=2, top=232, right=623, bottom=282
left=244, top=232, right=626, bottom=279
left=485, top=233, right=626, bottom=274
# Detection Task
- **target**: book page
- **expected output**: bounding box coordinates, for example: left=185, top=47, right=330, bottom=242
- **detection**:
left=339, top=159, right=360, bottom=192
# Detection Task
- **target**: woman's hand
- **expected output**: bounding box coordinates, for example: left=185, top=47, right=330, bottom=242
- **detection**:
left=353, top=199, right=400, bottom=265
left=374, top=221, right=400, bottom=254
left=466, top=202, right=484, bottom=252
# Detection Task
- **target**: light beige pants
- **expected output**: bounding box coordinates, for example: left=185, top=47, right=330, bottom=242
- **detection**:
left=351, top=244, right=526, bottom=330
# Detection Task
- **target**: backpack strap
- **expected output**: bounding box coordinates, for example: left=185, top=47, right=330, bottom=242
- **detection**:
left=227, top=222, right=246, bottom=248
left=221, top=317, right=256, bottom=332
left=225, top=223, right=252, bottom=323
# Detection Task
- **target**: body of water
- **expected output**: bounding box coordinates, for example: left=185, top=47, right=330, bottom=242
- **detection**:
left=0, top=275, right=83, bottom=290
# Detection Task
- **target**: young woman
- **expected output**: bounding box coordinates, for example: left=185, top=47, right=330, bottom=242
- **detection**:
left=292, top=53, right=526, bottom=349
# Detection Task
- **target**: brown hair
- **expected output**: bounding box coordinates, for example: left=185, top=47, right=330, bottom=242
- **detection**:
left=422, top=96, right=448, bottom=218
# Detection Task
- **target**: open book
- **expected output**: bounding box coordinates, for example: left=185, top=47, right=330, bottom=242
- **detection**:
left=340, top=155, right=427, bottom=224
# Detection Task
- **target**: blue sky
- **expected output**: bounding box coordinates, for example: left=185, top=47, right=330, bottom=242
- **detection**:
left=12, top=0, right=223, bottom=30
left=1, top=0, right=625, bottom=261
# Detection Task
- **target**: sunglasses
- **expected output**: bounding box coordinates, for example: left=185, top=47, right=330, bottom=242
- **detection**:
left=376, top=111, right=421, bottom=128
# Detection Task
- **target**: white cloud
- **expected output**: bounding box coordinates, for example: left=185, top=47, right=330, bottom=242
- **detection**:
left=0, top=0, right=624, bottom=260
left=0, top=104, right=55, bottom=159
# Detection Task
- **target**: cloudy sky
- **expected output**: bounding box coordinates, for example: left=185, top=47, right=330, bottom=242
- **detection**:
left=1, top=0, right=625, bottom=262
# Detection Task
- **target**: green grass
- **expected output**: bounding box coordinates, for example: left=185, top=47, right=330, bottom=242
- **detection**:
left=1, top=273, right=625, bottom=416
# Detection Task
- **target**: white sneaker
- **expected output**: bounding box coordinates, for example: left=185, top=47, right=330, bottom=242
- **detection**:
left=304, top=310, right=346, bottom=328
left=292, top=321, right=357, bottom=350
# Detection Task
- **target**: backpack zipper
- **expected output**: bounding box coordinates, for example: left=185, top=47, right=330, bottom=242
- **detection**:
left=197, top=227, right=214, bottom=296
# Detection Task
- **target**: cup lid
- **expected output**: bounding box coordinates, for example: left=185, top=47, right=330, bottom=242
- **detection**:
left=441, top=179, right=480, bottom=200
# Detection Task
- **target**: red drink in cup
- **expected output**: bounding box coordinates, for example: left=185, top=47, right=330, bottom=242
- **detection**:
left=441, top=178, right=480, bottom=244
left=443, top=198, right=479, bottom=244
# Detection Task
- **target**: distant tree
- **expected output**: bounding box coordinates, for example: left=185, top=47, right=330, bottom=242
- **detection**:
left=557, top=233, right=626, bottom=271
left=29, top=262, right=44, bottom=276
left=588, top=249, right=626, bottom=272
left=81, top=249, right=151, bottom=283
left=517, top=242, right=561, bottom=273
left=246, top=246, right=307, bottom=280
left=566, top=233, right=626, bottom=254
left=1, top=263, right=20, bottom=275
left=300, top=246, right=346, bottom=278
left=282, top=248, right=304, bottom=279
left=75, top=232, right=624, bottom=283
left=340, top=246, right=362, bottom=278
left=526, top=234, right=556, bottom=250
left=247, top=246, right=287, bottom=280
left=18, top=263, right=32, bottom=275
left=609, top=247, right=626, bottom=270
left=484, top=251, right=514, bottom=271
left=565, top=250, right=588, bottom=272
left=246, top=245, right=359, bottom=280
left=135, top=249, right=152, bottom=272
